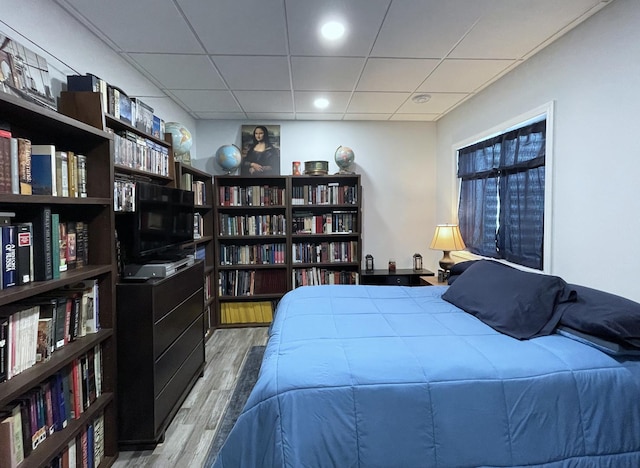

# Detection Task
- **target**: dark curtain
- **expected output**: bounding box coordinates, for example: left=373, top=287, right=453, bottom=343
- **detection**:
left=458, top=120, right=546, bottom=269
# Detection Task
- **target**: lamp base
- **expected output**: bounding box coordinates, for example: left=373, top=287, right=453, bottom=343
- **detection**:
left=438, top=251, right=454, bottom=272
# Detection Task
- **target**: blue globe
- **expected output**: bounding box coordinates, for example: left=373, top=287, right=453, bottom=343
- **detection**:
left=215, top=144, right=242, bottom=174
left=165, top=122, right=193, bottom=156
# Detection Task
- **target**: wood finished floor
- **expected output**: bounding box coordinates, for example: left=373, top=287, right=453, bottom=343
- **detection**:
left=113, top=326, right=269, bottom=468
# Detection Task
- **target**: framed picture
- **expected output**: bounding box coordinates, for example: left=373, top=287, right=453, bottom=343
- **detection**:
left=240, top=125, right=281, bottom=176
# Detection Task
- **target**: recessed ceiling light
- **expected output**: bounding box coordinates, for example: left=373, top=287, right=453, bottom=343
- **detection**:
left=321, top=21, right=345, bottom=40
left=412, top=94, right=432, bottom=104
left=314, top=98, right=330, bottom=109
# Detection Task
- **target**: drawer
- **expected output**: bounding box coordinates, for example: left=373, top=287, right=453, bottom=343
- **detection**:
left=154, top=315, right=205, bottom=396
left=152, top=262, right=204, bottom=322
left=154, top=287, right=203, bottom=358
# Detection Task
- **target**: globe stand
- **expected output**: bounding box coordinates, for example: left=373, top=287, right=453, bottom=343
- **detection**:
left=335, top=168, right=355, bottom=175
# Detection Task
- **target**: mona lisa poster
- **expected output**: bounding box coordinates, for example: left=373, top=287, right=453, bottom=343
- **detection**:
left=240, top=125, right=281, bottom=176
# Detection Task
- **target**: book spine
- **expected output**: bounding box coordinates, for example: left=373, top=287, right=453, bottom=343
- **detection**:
left=10, top=138, right=19, bottom=195
left=1, top=225, right=17, bottom=289
left=0, top=135, right=11, bottom=194
left=17, top=138, right=32, bottom=195
left=15, top=223, right=32, bottom=286
left=31, top=207, right=53, bottom=282
left=29, top=145, right=57, bottom=196
left=51, top=214, right=60, bottom=280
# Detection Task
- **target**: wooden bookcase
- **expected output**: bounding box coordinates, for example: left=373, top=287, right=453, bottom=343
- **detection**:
left=0, top=93, right=118, bottom=466
left=213, top=174, right=362, bottom=327
left=174, top=162, right=215, bottom=338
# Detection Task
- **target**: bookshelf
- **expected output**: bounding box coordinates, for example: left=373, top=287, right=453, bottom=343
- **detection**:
left=213, top=174, right=362, bottom=327
left=0, top=92, right=118, bottom=466
left=174, top=162, right=215, bottom=339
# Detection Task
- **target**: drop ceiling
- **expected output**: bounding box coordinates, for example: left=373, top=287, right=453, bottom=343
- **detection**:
left=54, top=0, right=612, bottom=121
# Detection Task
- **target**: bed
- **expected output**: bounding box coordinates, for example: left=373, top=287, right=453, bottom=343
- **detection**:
left=213, top=261, right=640, bottom=467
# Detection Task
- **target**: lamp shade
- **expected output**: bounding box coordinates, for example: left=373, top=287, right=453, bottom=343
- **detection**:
left=429, top=224, right=466, bottom=252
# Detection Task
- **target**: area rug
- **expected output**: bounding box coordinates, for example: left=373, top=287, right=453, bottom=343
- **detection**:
left=204, top=345, right=266, bottom=466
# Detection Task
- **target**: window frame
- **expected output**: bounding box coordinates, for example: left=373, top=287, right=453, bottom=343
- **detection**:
left=450, top=101, right=555, bottom=273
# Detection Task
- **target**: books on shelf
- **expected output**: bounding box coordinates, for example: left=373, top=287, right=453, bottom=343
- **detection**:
left=220, top=301, right=274, bottom=324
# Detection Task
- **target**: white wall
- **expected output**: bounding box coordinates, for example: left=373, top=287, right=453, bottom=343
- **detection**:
left=435, top=0, right=640, bottom=301
left=0, top=0, right=195, bottom=131
left=195, top=120, right=439, bottom=270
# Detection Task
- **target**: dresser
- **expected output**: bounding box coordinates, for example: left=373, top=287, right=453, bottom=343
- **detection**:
left=116, top=261, right=205, bottom=449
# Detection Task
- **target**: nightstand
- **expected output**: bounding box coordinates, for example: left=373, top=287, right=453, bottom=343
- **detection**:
left=360, top=268, right=435, bottom=286
left=420, top=275, right=449, bottom=286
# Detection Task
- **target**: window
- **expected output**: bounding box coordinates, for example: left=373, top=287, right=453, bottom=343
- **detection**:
left=457, top=119, right=546, bottom=270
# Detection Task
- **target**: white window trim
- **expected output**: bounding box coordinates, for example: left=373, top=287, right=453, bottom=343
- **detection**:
left=450, top=101, right=555, bottom=274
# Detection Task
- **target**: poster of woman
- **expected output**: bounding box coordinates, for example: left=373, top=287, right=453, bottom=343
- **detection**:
left=240, top=125, right=281, bottom=176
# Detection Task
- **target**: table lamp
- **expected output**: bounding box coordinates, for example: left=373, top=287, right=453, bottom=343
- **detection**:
left=429, top=224, right=466, bottom=272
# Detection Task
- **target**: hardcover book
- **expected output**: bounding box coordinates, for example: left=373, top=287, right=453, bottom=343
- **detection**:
left=15, top=223, right=32, bottom=286
left=16, top=138, right=31, bottom=195
left=30, top=206, right=53, bottom=282
left=1, top=225, right=17, bottom=290
left=54, top=151, right=69, bottom=197
left=9, top=138, right=18, bottom=194
left=0, top=133, right=11, bottom=194
left=29, top=144, right=57, bottom=196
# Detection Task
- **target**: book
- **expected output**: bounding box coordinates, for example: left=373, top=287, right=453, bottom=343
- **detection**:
left=0, top=317, right=8, bottom=383
left=30, top=144, right=57, bottom=196
left=36, top=318, right=53, bottom=363
left=76, top=154, right=87, bottom=197
left=0, top=404, right=24, bottom=467
left=17, top=138, right=31, bottom=195
left=1, top=225, right=17, bottom=289
left=55, top=151, right=69, bottom=197
left=15, top=223, right=32, bottom=286
left=0, top=133, right=11, bottom=194
left=58, top=221, right=67, bottom=273
left=66, top=222, right=77, bottom=270
left=30, top=206, right=53, bottom=282
left=9, top=138, right=18, bottom=194
left=67, top=151, right=78, bottom=198
left=51, top=213, right=60, bottom=279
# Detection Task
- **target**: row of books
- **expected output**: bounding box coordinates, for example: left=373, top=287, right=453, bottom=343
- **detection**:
left=181, top=174, right=208, bottom=206
left=293, top=268, right=360, bottom=288
left=292, top=240, right=359, bottom=264
left=194, top=213, right=204, bottom=240
left=0, top=210, right=90, bottom=290
left=0, top=353, right=103, bottom=467
left=218, top=185, right=286, bottom=207
left=218, top=242, right=287, bottom=266
left=218, top=213, right=287, bottom=237
left=112, top=130, right=170, bottom=177
left=0, top=131, right=87, bottom=197
left=218, top=269, right=287, bottom=297
left=291, top=183, right=358, bottom=206
left=220, top=301, right=274, bottom=324
left=0, top=279, right=100, bottom=382
left=114, top=177, right=136, bottom=212
left=67, top=73, right=165, bottom=140
left=46, top=414, right=105, bottom=468
left=292, top=211, right=358, bottom=234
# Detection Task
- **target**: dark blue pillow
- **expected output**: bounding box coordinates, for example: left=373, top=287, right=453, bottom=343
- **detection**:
left=442, top=260, right=575, bottom=339
left=557, top=284, right=640, bottom=350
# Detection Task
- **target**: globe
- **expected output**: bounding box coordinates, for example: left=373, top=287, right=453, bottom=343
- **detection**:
left=215, top=144, right=242, bottom=174
left=165, top=122, right=193, bottom=158
left=335, top=146, right=355, bottom=174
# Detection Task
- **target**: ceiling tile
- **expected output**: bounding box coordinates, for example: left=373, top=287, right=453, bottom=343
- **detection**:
left=178, top=0, right=288, bottom=55
left=348, top=92, right=410, bottom=113
left=128, top=53, right=226, bottom=89
left=213, top=56, right=291, bottom=91
left=449, top=0, right=604, bottom=59
left=60, top=0, right=203, bottom=53
left=371, top=0, right=491, bottom=58
left=343, top=114, right=392, bottom=121
left=417, top=59, right=515, bottom=93
left=396, top=93, right=468, bottom=114
left=296, top=113, right=345, bottom=120
left=294, top=91, right=352, bottom=113
left=286, top=0, right=391, bottom=56
left=245, top=113, right=296, bottom=120
left=389, top=113, right=439, bottom=121
left=357, top=58, right=440, bottom=92
left=291, top=57, right=365, bottom=91
left=194, top=112, right=247, bottom=119
left=234, top=91, right=294, bottom=113
left=169, top=90, right=242, bottom=112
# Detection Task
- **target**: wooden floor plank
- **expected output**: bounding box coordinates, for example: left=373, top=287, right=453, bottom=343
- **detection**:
left=113, top=327, right=268, bottom=467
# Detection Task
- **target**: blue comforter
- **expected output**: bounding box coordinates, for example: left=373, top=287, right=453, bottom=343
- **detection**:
left=213, top=285, right=640, bottom=467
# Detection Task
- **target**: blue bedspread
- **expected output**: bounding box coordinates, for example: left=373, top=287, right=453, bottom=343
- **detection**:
left=213, top=285, right=640, bottom=467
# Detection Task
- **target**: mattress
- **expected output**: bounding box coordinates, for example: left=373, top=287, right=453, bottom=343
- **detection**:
left=213, top=285, right=640, bottom=467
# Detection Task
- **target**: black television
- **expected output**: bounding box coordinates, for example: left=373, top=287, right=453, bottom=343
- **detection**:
left=116, top=181, right=195, bottom=263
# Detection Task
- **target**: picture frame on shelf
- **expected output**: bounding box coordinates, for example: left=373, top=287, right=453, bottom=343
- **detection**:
left=240, top=124, right=281, bottom=176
